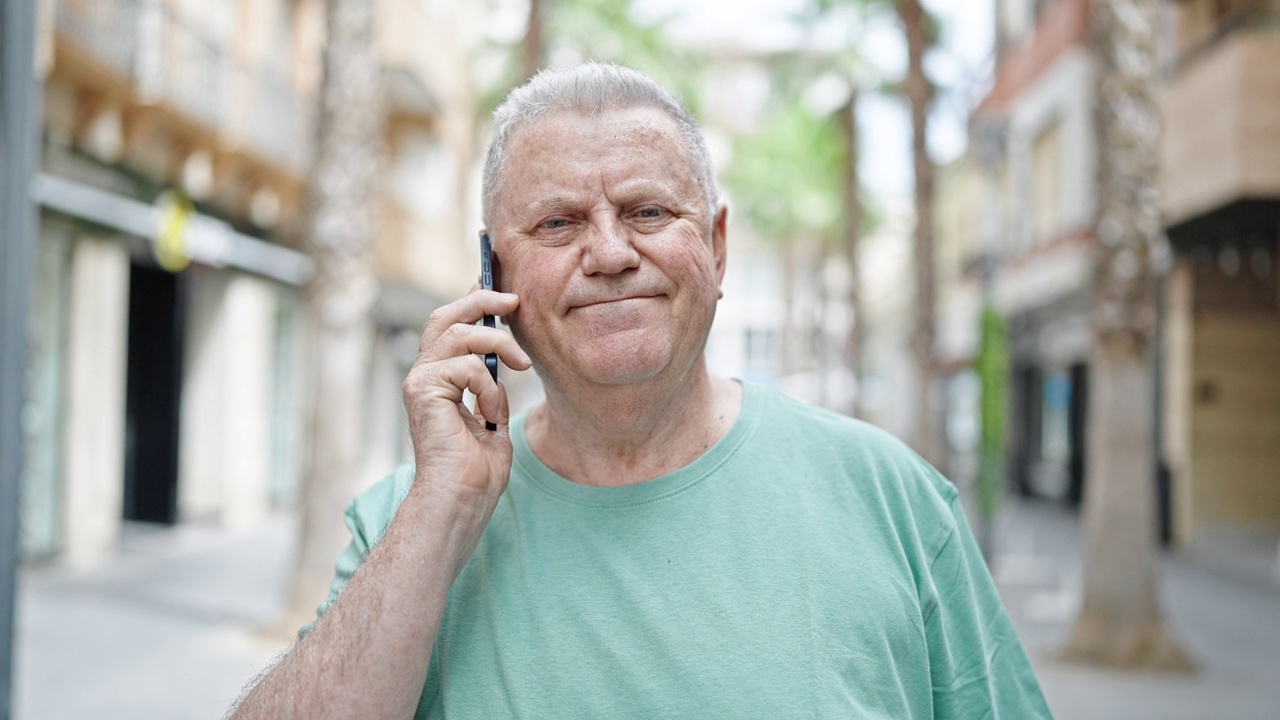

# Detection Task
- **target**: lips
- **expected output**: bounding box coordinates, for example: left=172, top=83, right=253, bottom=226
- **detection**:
left=573, top=295, right=656, bottom=309
left=567, top=293, right=664, bottom=312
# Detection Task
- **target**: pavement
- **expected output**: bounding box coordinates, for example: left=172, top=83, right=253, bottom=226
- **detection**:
left=15, top=518, right=295, bottom=720
left=986, top=497, right=1280, bottom=719
left=13, top=497, right=1280, bottom=719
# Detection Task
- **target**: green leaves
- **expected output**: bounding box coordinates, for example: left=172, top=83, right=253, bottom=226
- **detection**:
left=727, top=97, right=845, bottom=245
left=976, top=306, right=1008, bottom=520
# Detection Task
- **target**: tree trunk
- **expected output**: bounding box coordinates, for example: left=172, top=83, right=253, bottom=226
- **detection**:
left=284, top=0, right=386, bottom=633
left=896, top=0, right=940, bottom=467
left=1061, top=0, right=1190, bottom=670
left=838, top=92, right=865, bottom=418
left=523, top=0, right=544, bottom=81
left=781, top=240, right=800, bottom=379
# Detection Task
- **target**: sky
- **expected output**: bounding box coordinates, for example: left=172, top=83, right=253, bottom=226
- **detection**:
left=632, top=0, right=997, bottom=203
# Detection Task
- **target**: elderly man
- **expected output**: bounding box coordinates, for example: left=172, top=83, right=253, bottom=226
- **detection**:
left=231, top=64, right=1050, bottom=719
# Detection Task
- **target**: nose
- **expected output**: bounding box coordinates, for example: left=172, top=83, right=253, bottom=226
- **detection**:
left=581, top=215, right=641, bottom=276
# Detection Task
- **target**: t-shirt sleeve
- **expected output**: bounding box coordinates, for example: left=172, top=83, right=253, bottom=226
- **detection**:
left=920, top=493, right=1053, bottom=719
left=295, top=465, right=414, bottom=641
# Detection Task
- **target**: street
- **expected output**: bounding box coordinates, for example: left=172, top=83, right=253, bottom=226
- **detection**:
left=15, top=496, right=1280, bottom=719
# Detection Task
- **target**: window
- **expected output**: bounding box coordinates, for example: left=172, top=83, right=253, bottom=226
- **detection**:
left=1032, top=122, right=1061, bottom=244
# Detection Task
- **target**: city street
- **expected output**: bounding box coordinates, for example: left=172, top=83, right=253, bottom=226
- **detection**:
left=15, top=494, right=1280, bottom=719
left=989, top=497, right=1280, bottom=719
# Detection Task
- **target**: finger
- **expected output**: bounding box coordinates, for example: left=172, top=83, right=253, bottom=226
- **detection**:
left=496, top=379, right=510, bottom=426
left=405, top=354, right=501, bottom=420
left=470, top=378, right=512, bottom=438
left=422, top=324, right=531, bottom=369
left=418, top=291, right=519, bottom=358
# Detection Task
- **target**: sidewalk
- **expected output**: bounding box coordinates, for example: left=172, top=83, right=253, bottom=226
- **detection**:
left=15, top=517, right=297, bottom=720
left=14, top=498, right=1280, bottom=718
left=988, top=496, right=1280, bottom=719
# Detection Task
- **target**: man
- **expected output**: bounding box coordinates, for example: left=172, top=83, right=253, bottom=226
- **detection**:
left=230, top=63, right=1050, bottom=719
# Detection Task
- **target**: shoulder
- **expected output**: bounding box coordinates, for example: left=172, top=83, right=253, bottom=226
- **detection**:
left=742, top=383, right=960, bottom=542
left=748, top=384, right=956, bottom=498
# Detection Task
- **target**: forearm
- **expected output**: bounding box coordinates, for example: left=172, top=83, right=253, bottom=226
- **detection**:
left=229, top=482, right=481, bottom=720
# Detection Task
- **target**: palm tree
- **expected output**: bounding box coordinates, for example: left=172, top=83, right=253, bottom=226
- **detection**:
left=811, top=0, right=940, bottom=457
left=727, top=86, right=846, bottom=385
left=284, top=0, right=386, bottom=632
left=837, top=90, right=866, bottom=417
left=895, top=0, right=941, bottom=468
left=523, top=0, right=545, bottom=81
left=1060, top=0, right=1189, bottom=669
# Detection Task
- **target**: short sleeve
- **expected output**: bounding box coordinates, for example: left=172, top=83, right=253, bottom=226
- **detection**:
left=295, top=464, right=416, bottom=641
left=920, top=494, right=1053, bottom=719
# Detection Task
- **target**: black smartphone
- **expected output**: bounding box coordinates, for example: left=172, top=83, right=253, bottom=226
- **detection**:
left=479, top=231, right=498, bottom=431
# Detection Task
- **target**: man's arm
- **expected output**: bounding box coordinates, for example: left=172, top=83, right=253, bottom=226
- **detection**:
left=228, top=289, right=530, bottom=720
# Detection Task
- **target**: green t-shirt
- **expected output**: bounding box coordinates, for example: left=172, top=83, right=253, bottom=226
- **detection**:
left=313, top=382, right=1051, bottom=718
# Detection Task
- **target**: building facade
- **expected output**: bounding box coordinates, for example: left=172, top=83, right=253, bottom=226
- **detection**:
left=22, top=0, right=483, bottom=563
left=940, top=0, right=1280, bottom=548
left=948, top=0, right=1097, bottom=506
left=1159, top=0, right=1280, bottom=545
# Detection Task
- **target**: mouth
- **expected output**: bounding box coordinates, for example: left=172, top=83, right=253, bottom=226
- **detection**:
left=570, top=294, right=660, bottom=311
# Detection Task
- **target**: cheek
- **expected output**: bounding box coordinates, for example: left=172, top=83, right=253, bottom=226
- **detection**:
left=664, top=240, right=719, bottom=293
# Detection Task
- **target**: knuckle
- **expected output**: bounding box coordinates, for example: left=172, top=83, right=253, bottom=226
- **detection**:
left=426, top=307, right=447, bottom=328
left=440, top=323, right=469, bottom=345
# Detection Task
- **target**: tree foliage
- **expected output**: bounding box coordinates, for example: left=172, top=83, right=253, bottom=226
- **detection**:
left=726, top=96, right=845, bottom=245
left=480, top=0, right=702, bottom=118
left=976, top=306, right=1008, bottom=522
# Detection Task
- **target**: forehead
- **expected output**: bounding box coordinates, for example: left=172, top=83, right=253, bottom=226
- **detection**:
left=497, top=107, right=700, bottom=210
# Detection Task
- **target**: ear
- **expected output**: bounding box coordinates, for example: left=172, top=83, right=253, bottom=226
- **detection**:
left=490, top=236, right=511, bottom=325
left=712, top=204, right=728, bottom=299
left=491, top=238, right=504, bottom=293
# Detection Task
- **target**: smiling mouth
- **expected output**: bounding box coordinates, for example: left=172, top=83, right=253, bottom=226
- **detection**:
left=572, top=295, right=659, bottom=310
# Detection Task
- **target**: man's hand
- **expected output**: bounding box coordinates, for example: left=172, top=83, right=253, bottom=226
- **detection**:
left=227, top=288, right=530, bottom=720
left=402, top=288, right=530, bottom=579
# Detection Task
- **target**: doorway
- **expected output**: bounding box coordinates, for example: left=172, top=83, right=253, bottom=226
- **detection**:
left=123, top=263, right=184, bottom=524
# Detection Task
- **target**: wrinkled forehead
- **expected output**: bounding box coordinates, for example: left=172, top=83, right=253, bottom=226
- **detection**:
left=509, top=105, right=691, bottom=161
left=497, top=107, right=699, bottom=199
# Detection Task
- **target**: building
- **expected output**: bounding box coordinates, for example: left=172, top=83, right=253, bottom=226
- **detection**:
left=941, top=0, right=1280, bottom=550
left=955, top=0, right=1098, bottom=506
left=22, top=0, right=483, bottom=564
left=1159, top=0, right=1280, bottom=546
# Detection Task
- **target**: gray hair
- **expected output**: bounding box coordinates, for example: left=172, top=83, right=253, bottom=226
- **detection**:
left=481, top=63, right=720, bottom=229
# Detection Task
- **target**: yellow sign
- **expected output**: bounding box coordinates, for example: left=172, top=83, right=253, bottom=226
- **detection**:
left=154, top=189, right=194, bottom=273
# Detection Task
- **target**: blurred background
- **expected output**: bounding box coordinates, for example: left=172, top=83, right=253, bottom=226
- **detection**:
left=1, top=0, right=1278, bottom=718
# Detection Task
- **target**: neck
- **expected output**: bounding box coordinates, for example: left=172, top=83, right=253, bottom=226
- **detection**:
left=525, top=365, right=741, bottom=487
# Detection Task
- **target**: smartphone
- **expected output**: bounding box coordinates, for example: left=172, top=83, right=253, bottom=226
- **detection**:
left=479, top=231, right=498, bottom=431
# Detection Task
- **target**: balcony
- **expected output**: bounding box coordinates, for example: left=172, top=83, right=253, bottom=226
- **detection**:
left=54, top=0, right=313, bottom=175
left=56, top=0, right=139, bottom=79
left=1161, top=26, right=1280, bottom=229
left=227, top=63, right=313, bottom=174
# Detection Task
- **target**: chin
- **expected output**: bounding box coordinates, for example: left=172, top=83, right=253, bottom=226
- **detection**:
left=578, top=348, right=670, bottom=385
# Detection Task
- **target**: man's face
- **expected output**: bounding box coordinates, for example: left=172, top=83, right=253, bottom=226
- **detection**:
left=490, top=106, right=727, bottom=389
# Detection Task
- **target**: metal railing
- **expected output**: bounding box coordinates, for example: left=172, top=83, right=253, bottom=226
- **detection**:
left=55, top=0, right=313, bottom=173
left=231, top=62, right=313, bottom=173
left=143, top=2, right=228, bottom=128
left=55, top=0, right=140, bottom=78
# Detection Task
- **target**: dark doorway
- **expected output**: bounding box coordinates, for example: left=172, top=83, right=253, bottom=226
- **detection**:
left=124, top=264, right=184, bottom=524
left=1066, top=362, right=1088, bottom=507
left=1009, top=364, right=1043, bottom=497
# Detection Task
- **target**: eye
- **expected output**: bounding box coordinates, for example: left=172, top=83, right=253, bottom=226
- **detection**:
left=541, top=218, right=569, bottom=229
left=631, top=206, right=669, bottom=221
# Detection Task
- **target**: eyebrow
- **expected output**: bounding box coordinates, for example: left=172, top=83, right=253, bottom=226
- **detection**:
left=606, top=178, right=683, bottom=207
left=520, top=178, right=689, bottom=220
left=524, top=196, right=581, bottom=216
